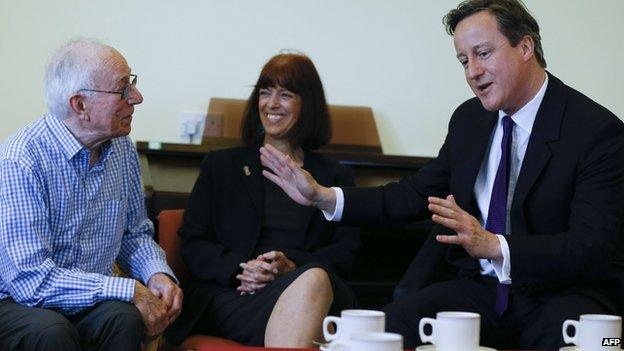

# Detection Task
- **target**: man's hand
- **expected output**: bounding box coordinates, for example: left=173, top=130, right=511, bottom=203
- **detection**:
left=147, top=273, right=183, bottom=324
left=260, top=251, right=296, bottom=275
left=429, top=195, right=502, bottom=260
left=260, top=144, right=337, bottom=213
left=133, top=281, right=169, bottom=336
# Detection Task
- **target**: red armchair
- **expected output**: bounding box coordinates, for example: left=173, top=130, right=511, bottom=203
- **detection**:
left=158, top=209, right=241, bottom=349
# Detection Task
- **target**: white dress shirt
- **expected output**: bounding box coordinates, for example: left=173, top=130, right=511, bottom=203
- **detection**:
left=324, top=75, right=548, bottom=284
left=477, top=75, right=547, bottom=283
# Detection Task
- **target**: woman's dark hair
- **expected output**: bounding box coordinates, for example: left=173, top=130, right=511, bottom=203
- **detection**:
left=241, top=53, right=331, bottom=150
left=443, top=0, right=546, bottom=68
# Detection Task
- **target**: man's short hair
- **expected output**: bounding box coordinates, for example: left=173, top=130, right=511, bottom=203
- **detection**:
left=443, top=0, right=547, bottom=68
left=44, top=39, right=119, bottom=119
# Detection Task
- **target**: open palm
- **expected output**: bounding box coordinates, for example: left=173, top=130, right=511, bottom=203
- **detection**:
left=260, top=144, right=319, bottom=206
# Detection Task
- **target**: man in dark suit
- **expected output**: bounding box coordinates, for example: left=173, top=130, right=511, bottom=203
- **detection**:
left=260, top=0, right=624, bottom=349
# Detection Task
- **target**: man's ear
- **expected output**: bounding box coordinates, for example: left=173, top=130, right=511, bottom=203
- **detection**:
left=69, top=94, right=89, bottom=120
left=519, top=35, right=535, bottom=62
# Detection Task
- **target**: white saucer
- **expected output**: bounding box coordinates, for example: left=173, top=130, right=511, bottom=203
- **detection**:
left=320, top=344, right=348, bottom=351
left=416, top=345, right=497, bottom=351
left=559, top=347, right=579, bottom=351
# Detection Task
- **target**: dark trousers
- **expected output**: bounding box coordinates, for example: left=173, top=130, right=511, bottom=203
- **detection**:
left=0, top=299, right=145, bottom=351
left=384, top=277, right=619, bottom=350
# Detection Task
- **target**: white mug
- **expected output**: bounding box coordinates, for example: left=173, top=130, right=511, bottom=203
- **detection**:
left=418, top=311, right=480, bottom=351
left=328, top=332, right=402, bottom=351
left=323, top=309, right=385, bottom=348
left=562, top=314, right=622, bottom=350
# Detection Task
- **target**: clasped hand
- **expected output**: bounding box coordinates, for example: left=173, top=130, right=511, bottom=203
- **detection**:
left=133, top=273, right=183, bottom=337
left=236, top=251, right=296, bottom=295
left=428, top=195, right=502, bottom=260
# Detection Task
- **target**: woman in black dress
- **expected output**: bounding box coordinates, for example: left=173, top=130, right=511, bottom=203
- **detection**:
left=165, top=53, right=360, bottom=348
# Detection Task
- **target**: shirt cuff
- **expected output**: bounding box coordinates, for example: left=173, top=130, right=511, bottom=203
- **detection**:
left=491, top=234, right=512, bottom=284
left=102, top=276, right=135, bottom=302
left=138, top=259, right=178, bottom=285
left=321, top=187, right=344, bottom=222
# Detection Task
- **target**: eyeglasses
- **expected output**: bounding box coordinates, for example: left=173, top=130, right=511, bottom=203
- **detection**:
left=79, top=74, right=138, bottom=100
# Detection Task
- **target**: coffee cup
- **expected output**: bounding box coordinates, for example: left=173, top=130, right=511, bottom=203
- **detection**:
left=418, top=311, right=480, bottom=351
left=562, top=314, right=622, bottom=350
left=327, top=332, right=402, bottom=351
left=323, top=309, right=385, bottom=348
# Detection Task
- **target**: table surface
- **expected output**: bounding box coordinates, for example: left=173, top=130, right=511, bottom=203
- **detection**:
left=190, top=348, right=534, bottom=351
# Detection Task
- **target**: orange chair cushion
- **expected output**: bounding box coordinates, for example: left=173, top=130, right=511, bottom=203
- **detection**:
left=158, top=209, right=189, bottom=282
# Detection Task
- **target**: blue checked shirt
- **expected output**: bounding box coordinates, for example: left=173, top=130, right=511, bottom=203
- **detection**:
left=0, top=114, right=176, bottom=314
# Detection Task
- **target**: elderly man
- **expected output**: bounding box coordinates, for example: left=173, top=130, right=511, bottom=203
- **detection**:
left=260, top=0, right=624, bottom=349
left=0, top=39, right=182, bottom=350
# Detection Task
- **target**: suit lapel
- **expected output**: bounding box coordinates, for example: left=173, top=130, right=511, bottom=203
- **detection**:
left=442, top=109, right=497, bottom=274
left=511, top=73, right=564, bottom=235
left=455, top=111, right=498, bottom=213
left=449, top=107, right=501, bottom=273
left=238, top=147, right=264, bottom=220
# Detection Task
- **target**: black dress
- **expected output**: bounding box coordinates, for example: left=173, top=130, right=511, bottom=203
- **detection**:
left=165, top=145, right=360, bottom=345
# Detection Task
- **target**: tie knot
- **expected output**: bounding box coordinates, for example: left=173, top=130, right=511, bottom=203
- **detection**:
left=502, top=116, right=513, bottom=135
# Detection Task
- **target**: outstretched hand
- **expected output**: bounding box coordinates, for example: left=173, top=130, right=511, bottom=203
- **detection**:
left=429, top=195, right=502, bottom=260
left=260, top=144, right=319, bottom=206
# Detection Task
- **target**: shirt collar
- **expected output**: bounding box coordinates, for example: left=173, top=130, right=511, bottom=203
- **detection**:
left=45, top=114, right=116, bottom=162
left=498, top=73, right=549, bottom=135
left=45, top=114, right=84, bottom=160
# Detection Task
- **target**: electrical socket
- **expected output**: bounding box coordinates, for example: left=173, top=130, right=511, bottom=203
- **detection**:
left=204, top=113, right=223, bottom=137
left=179, top=111, right=206, bottom=144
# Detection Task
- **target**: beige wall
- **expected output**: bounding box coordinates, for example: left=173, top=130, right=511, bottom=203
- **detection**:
left=1, top=0, right=622, bottom=157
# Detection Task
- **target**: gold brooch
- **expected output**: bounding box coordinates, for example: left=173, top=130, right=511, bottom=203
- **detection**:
left=243, top=166, right=251, bottom=176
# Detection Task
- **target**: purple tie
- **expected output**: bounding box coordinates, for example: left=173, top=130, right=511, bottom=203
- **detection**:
left=485, top=116, right=513, bottom=315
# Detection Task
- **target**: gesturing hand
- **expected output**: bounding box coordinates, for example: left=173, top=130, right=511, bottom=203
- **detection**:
left=133, top=281, right=169, bottom=336
left=429, top=195, right=502, bottom=260
left=260, top=144, right=336, bottom=212
left=147, top=273, right=183, bottom=324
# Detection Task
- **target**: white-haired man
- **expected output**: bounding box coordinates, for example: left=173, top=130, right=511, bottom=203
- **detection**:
left=0, top=39, right=182, bottom=350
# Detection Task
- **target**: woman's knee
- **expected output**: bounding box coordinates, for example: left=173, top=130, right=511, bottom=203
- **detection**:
left=294, top=267, right=332, bottom=295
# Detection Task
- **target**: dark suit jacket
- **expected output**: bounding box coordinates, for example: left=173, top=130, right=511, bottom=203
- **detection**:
left=341, top=73, right=624, bottom=306
left=166, top=145, right=361, bottom=344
